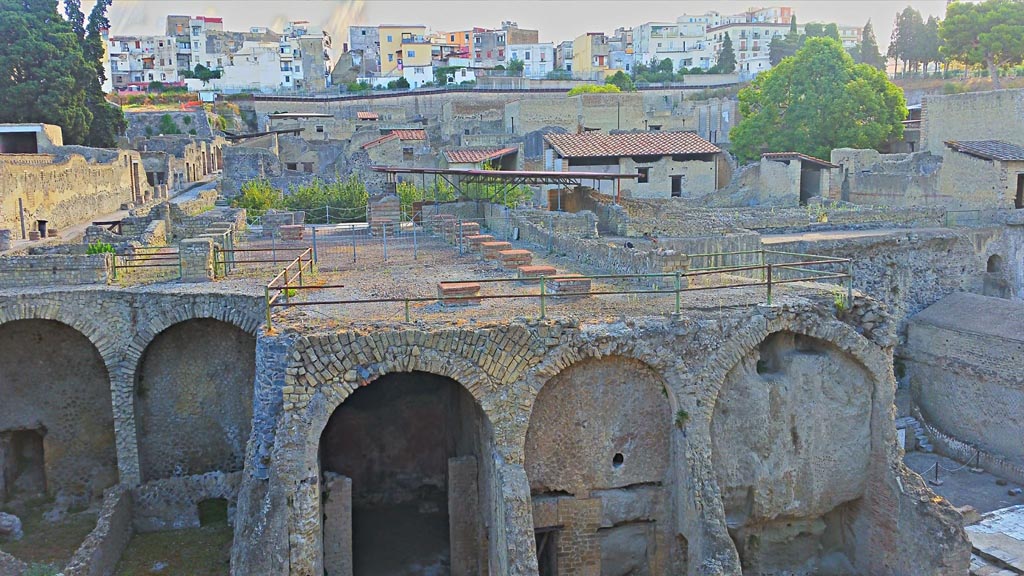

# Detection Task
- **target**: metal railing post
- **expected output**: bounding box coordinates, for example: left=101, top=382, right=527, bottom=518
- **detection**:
left=413, top=222, right=418, bottom=260
left=404, top=299, right=411, bottom=322
left=539, top=276, right=547, bottom=319
left=272, top=235, right=277, bottom=264
left=265, top=285, right=273, bottom=330
left=352, top=225, right=357, bottom=263
left=846, top=259, right=854, bottom=305
left=766, top=264, right=773, bottom=306
left=458, top=218, right=464, bottom=255
left=325, top=205, right=330, bottom=224
left=311, top=226, right=318, bottom=264
left=674, top=270, right=681, bottom=316
left=382, top=222, right=388, bottom=261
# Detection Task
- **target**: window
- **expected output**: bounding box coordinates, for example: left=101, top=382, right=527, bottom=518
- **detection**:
left=316, top=125, right=325, bottom=133
left=525, top=51, right=531, bottom=60
left=415, top=67, right=423, bottom=74
left=286, top=162, right=298, bottom=171
left=637, top=167, right=650, bottom=183
left=387, top=35, right=393, bottom=42
left=407, top=50, right=415, bottom=57
left=402, top=147, right=414, bottom=161
left=295, top=65, right=300, bottom=73
left=284, top=75, right=291, bottom=82
left=361, top=30, right=367, bottom=36
left=388, top=54, right=394, bottom=62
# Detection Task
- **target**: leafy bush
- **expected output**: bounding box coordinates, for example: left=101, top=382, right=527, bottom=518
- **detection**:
left=345, top=81, right=371, bottom=92
left=386, top=77, right=410, bottom=90
left=232, top=178, right=281, bottom=216
left=182, top=115, right=192, bottom=125
left=396, top=180, right=456, bottom=215
left=158, top=113, right=181, bottom=135
left=86, top=240, right=116, bottom=255
left=605, top=70, right=636, bottom=92
left=567, top=83, right=621, bottom=96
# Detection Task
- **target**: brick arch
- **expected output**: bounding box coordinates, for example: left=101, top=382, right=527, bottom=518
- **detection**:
left=124, top=301, right=263, bottom=375
left=693, top=312, right=890, bottom=425
left=0, top=302, right=119, bottom=373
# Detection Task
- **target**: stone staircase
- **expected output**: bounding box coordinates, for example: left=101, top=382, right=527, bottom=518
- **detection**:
left=894, top=416, right=933, bottom=453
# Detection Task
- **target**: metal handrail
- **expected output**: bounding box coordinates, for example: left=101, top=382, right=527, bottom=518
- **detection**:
left=261, top=248, right=854, bottom=330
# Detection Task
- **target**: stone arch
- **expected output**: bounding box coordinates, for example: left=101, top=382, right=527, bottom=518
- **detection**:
left=0, top=318, right=118, bottom=502
left=0, top=301, right=119, bottom=373
left=524, top=352, right=685, bottom=575
left=133, top=318, right=257, bottom=482
left=987, top=254, right=1004, bottom=273
left=699, top=314, right=889, bottom=575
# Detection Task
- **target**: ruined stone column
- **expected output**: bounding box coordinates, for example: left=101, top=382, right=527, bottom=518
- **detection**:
left=322, top=474, right=352, bottom=576
left=180, top=238, right=215, bottom=282
left=448, top=456, right=480, bottom=576
left=110, top=368, right=143, bottom=486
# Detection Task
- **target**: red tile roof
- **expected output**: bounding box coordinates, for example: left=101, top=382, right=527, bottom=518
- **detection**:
left=361, top=133, right=399, bottom=150
left=945, top=140, right=1024, bottom=162
left=356, top=111, right=379, bottom=120
left=761, top=152, right=838, bottom=169
left=391, top=129, right=427, bottom=141
left=544, top=131, right=720, bottom=159
left=444, top=147, right=518, bottom=164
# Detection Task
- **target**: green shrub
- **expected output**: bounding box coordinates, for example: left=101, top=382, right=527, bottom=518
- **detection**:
left=566, top=83, right=621, bottom=96
left=158, top=113, right=181, bottom=135
left=86, top=240, right=115, bottom=255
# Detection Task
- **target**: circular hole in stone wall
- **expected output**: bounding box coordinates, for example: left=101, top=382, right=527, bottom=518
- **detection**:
left=612, top=453, right=624, bottom=468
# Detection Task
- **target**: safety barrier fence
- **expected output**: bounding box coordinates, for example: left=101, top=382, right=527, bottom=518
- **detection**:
left=111, top=245, right=181, bottom=281
left=262, top=248, right=852, bottom=330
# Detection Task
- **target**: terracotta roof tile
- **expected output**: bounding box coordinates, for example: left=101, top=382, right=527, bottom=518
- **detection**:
left=356, top=111, right=379, bottom=120
left=391, top=129, right=427, bottom=141
left=761, top=152, right=838, bottom=169
left=945, top=140, right=1024, bottom=162
left=444, top=147, right=518, bottom=164
left=544, top=131, right=720, bottom=158
left=361, top=133, right=399, bottom=149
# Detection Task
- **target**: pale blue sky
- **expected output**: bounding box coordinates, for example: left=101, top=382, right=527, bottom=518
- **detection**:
left=100, top=0, right=948, bottom=50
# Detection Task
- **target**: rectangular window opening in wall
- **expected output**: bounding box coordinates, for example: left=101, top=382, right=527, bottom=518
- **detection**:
left=286, top=162, right=298, bottom=171
left=403, top=147, right=414, bottom=161
left=1017, top=173, right=1024, bottom=209
left=672, top=175, right=683, bottom=197
left=302, top=162, right=314, bottom=173
left=637, top=167, right=650, bottom=183
left=315, top=125, right=325, bottom=133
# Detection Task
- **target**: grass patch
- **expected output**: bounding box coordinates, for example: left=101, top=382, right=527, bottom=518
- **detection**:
left=0, top=497, right=97, bottom=568
left=115, top=525, right=233, bottom=576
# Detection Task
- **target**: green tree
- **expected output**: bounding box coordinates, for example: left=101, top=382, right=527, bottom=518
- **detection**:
left=387, top=76, right=410, bottom=89
left=158, top=114, right=181, bottom=135
left=604, top=70, right=636, bottom=91
left=657, top=58, right=674, bottom=74
left=941, top=0, right=1024, bottom=88
left=730, top=37, right=906, bottom=163
left=192, top=64, right=222, bottom=83
left=0, top=0, right=96, bottom=143
left=919, top=16, right=942, bottom=74
left=717, top=32, right=737, bottom=73
left=889, top=6, right=925, bottom=74
left=859, top=19, right=885, bottom=69
left=771, top=16, right=803, bottom=66
left=507, top=58, right=525, bottom=74
left=64, top=0, right=124, bottom=147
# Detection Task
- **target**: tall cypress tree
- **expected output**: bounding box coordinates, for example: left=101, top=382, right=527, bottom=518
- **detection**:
left=718, top=32, right=737, bottom=73
left=860, top=19, right=885, bottom=69
left=67, top=0, right=125, bottom=147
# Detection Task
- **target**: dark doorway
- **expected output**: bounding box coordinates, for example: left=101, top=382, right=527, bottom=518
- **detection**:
left=799, top=166, right=822, bottom=205
left=320, top=372, right=488, bottom=576
left=1016, top=173, right=1023, bottom=209
left=536, top=528, right=559, bottom=576
left=2, top=429, right=46, bottom=501
left=671, top=175, right=683, bottom=197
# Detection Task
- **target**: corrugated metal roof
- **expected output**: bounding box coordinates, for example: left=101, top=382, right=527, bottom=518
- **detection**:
left=444, top=147, right=518, bottom=164
left=945, top=140, right=1024, bottom=162
left=761, top=152, right=838, bottom=169
left=544, top=131, right=720, bottom=158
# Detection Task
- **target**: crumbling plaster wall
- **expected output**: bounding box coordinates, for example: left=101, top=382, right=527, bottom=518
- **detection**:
left=921, top=89, right=1024, bottom=153
left=230, top=299, right=969, bottom=576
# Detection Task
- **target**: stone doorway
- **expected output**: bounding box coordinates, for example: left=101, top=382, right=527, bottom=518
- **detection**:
left=1, top=428, right=46, bottom=501
left=319, top=372, right=489, bottom=576
left=1016, top=173, right=1023, bottom=209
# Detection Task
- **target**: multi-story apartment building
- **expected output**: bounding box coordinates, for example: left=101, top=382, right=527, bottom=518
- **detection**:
left=837, top=24, right=864, bottom=49
left=379, top=25, right=429, bottom=75
left=473, top=28, right=507, bottom=68
left=107, top=35, right=180, bottom=89
left=501, top=21, right=539, bottom=45
left=506, top=43, right=555, bottom=78
left=347, top=26, right=380, bottom=73
left=555, top=40, right=573, bottom=72
left=441, top=28, right=481, bottom=57
left=571, top=32, right=613, bottom=79
left=708, top=21, right=790, bottom=76
left=281, top=21, right=333, bottom=91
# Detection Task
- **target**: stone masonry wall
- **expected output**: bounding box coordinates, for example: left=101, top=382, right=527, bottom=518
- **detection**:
left=922, top=89, right=1024, bottom=153
left=230, top=298, right=969, bottom=576
left=0, top=254, right=111, bottom=288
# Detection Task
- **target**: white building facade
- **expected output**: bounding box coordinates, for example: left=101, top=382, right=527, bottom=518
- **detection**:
left=107, top=35, right=181, bottom=89
left=506, top=43, right=555, bottom=78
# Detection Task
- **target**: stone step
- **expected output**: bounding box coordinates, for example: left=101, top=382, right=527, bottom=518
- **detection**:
left=548, top=274, right=592, bottom=298
left=518, top=265, right=557, bottom=283
left=499, top=249, right=532, bottom=270
left=481, top=241, right=512, bottom=260
left=437, top=282, right=481, bottom=306
left=465, top=234, right=495, bottom=250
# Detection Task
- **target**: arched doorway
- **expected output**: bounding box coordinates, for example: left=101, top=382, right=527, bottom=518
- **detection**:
left=319, top=371, right=493, bottom=576
left=524, top=356, right=680, bottom=575
left=134, top=319, right=256, bottom=482
left=711, top=331, right=872, bottom=575
left=0, top=320, right=116, bottom=502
